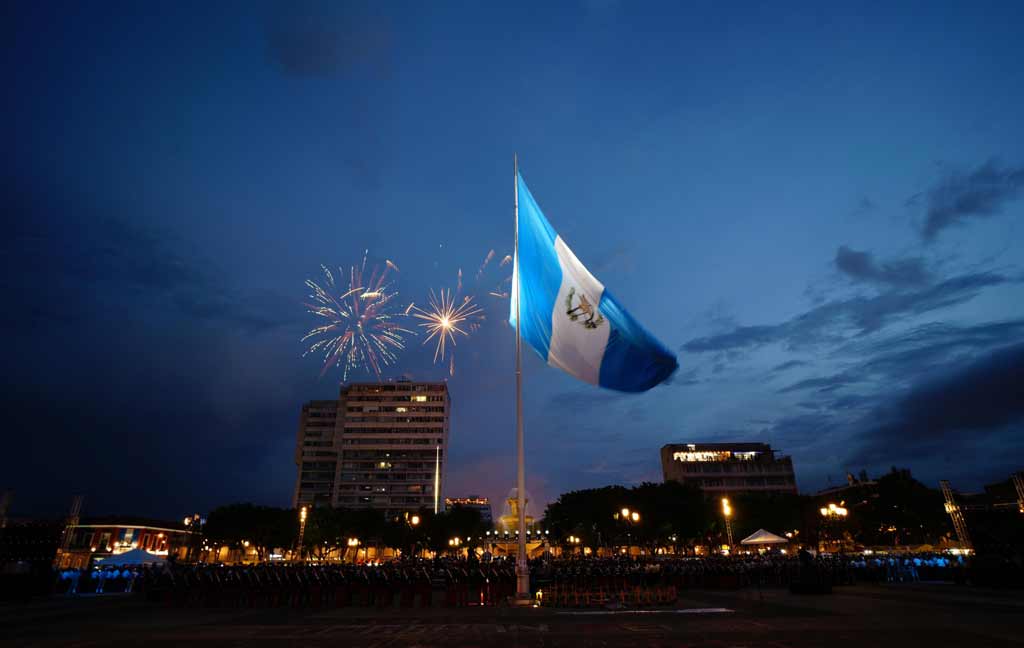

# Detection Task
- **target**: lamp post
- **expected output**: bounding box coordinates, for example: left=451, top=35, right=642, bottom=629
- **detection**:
left=407, top=513, right=421, bottom=558
left=614, top=508, right=641, bottom=555
left=721, top=498, right=734, bottom=550
left=448, top=536, right=461, bottom=556
left=566, top=535, right=582, bottom=556
left=818, top=502, right=848, bottom=552
left=183, top=513, right=205, bottom=563
left=296, top=506, right=308, bottom=562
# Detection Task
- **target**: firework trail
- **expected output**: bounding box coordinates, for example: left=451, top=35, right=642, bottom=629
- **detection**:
left=469, top=249, right=513, bottom=299
left=475, top=249, right=495, bottom=282
left=301, top=254, right=412, bottom=381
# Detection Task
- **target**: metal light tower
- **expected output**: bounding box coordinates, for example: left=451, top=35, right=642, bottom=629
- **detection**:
left=60, top=495, right=84, bottom=554
left=940, top=480, right=972, bottom=551
left=1012, top=472, right=1024, bottom=515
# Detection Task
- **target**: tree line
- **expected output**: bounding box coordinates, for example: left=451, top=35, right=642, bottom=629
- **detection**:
left=542, top=468, right=954, bottom=551
left=201, top=504, right=490, bottom=559
left=196, top=468, right=956, bottom=558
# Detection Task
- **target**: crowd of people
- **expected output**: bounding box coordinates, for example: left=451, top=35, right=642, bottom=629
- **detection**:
left=55, top=558, right=520, bottom=607
left=42, top=551, right=980, bottom=608
left=55, top=565, right=140, bottom=595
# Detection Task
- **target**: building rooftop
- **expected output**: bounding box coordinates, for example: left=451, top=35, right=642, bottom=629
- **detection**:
left=661, top=442, right=774, bottom=452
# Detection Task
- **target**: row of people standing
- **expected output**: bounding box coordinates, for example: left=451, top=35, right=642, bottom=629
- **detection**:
left=136, top=558, right=519, bottom=608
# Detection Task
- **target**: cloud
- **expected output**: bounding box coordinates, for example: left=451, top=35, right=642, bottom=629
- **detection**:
left=851, top=196, right=876, bottom=217
left=753, top=412, right=839, bottom=454
left=756, top=321, right=1024, bottom=480
left=834, top=246, right=931, bottom=287
left=0, top=384, right=298, bottom=516
left=847, top=342, right=1024, bottom=466
left=921, top=159, right=1024, bottom=241
left=2, top=178, right=295, bottom=334
left=770, top=360, right=807, bottom=373
left=778, top=320, right=1024, bottom=400
left=665, top=367, right=700, bottom=386
left=682, top=271, right=1010, bottom=354
left=546, top=390, right=629, bottom=410
left=778, top=372, right=858, bottom=394
left=265, top=2, right=391, bottom=79
left=840, top=319, right=1024, bottom=381
left=174, top=291, right=300, bottom=333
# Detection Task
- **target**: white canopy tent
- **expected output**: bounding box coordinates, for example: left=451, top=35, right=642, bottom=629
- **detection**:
left=94, top=548, right=166, bottom=566
left=739, top=529, right=789, bottom=546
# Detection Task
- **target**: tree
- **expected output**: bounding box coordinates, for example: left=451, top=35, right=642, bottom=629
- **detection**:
left=845, top=468, right=952, bottom=547
left=301, top=507, right=346, bottom=560
left=543, top=481, right=713, bottom=551
left=728, top=492, right=808, bottom=541
left=420, top=506, right=486, bottom=554
left=204, top=504, right=297, bottom=561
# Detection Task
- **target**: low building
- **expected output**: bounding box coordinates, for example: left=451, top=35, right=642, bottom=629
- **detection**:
left=55, top=517, right=192, bottom=568
left=0, top=520, right=63, bottom=569
left=660, top=442, right=797, bottom=495
left=444, top=496, right=492, bottom=524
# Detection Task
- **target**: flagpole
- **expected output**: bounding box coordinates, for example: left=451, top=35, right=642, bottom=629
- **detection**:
left=514, top=153, right=530, bottom=600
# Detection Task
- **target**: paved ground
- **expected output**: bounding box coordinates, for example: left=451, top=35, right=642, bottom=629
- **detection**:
left=2, top=584, right=1023, bottom=647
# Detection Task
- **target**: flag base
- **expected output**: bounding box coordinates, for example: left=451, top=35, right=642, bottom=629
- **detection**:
left=516, top=564, right=530, bottom=601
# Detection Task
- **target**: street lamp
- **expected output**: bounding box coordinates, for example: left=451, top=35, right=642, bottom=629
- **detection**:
left=615, top=507, right=641, bottom=555
left=404, top=514, right=422, bottom=559
left=821, top=502, right=848, bottom=517
left=448, top=536, right=461, bottom=554
left=819, top=502, right=848, bottom=551
left=566, top=535, right=582, bottom=555
left=296, top=506, right=308, bottom=562
left=721, top=498, right=734, bottom=549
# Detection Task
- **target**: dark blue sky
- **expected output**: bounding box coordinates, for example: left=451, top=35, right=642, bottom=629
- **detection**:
left=4, top=1, right=1023, bottom=519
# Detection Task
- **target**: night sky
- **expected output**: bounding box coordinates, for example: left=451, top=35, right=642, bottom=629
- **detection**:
left=4, top=1, right=1023, bottom=520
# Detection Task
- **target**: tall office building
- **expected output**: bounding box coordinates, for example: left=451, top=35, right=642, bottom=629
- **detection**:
left=660, top=442, right=797, bottom=496
left=294, top=381, right=451, bottom=517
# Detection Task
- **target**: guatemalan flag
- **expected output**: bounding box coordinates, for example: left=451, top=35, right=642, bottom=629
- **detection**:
left=510, top=171, right=678, bottom=392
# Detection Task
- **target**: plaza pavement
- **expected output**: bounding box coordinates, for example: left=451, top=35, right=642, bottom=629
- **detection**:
left=2, top=583, right=1022, bottom=647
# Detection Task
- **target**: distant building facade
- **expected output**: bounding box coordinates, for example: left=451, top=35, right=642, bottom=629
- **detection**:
left=445, top=496, right=493, bottom=524
left=660, top=443, right=797, bottom=495
left=293, top=380, right=451, bottom=517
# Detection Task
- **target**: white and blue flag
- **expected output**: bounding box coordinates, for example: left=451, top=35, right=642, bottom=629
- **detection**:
left=510, top=171, right=678, bottom=392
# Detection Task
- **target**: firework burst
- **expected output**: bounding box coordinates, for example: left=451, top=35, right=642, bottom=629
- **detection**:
left=408, top=288, right=485, bottom=365
left=301, top=254, right=412, bottom=381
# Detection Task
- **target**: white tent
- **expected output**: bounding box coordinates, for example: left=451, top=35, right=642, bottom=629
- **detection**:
left=739, top=529, right=789, bottom=546
left=94, top=548, right=166, bottom=566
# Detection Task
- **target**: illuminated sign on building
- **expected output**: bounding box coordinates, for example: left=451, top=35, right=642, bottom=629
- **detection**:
left=672, top=450, right=761, bottom=462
